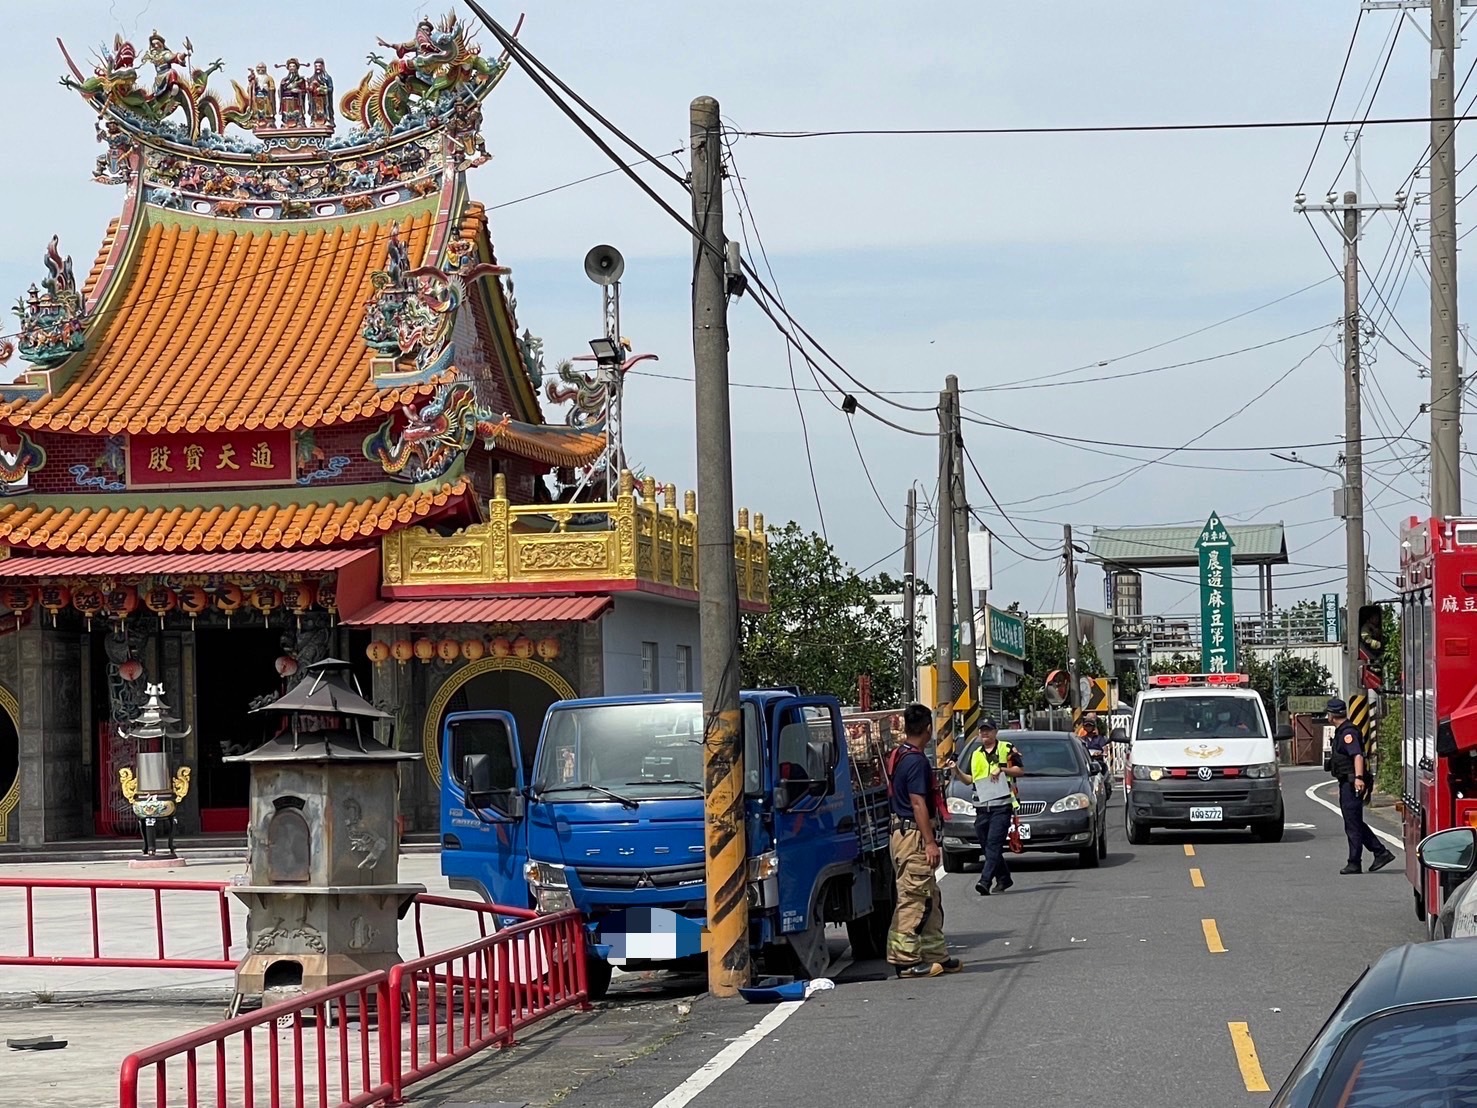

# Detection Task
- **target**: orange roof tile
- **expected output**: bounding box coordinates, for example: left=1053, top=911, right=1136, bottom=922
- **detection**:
left=0, top=478, right=470, bottom=554
left=80, top=218, right=121, bottom=303
left=0, top=208, right=445, bottom=435
left=496, top=420, right=606, bottom=467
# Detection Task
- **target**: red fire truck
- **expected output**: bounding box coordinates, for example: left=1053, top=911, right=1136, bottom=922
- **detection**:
left=1398, top=516, right=1477, bottom=932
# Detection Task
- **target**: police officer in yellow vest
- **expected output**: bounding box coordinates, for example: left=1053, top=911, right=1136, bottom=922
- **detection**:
left=953, top=719, right=1024, bottom=895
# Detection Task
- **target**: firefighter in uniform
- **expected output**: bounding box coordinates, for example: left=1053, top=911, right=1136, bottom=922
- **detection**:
left=884, top=704, right=963, bottom=979
left=1327, top=697, right=1396, bottom=875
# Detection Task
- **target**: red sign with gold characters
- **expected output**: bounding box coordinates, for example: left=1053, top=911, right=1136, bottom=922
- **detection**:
left=127, top=430, right=295, bottom=488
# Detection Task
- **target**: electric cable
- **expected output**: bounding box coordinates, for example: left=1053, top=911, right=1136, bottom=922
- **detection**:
left=1298, top=9, right=1365, bottom=196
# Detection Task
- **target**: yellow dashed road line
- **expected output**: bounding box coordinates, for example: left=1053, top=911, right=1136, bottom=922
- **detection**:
left=1228, top=1022, right=1270, bottom=1092
left=1202, top=918, right=1226, bottom=953
left=1190, top=867, right=1205, bottom=888
left=1183, top=844, right=1195, bottom=857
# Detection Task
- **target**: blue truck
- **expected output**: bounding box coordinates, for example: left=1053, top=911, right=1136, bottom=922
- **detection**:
left=438, top=689, right=895, bottom=998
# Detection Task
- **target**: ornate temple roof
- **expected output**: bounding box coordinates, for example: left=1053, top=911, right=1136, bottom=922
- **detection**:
left=0, top=205, right=446, bottom=435
left=0, top=476, right=470, bottom=553
left=0, top=9, right=612, bottom=556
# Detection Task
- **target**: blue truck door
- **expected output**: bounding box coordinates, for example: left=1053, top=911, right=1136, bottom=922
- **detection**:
left=440, top=710, right=529, bottom=908
left=770, top=697, right=857, bottom=936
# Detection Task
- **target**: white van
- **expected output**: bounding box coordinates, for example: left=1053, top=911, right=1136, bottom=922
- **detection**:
left=1121, top=673, right=1288, bottom=844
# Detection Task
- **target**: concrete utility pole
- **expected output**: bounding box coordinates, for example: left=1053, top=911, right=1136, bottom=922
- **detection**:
left=1293, top=186, right=1404, bottom=695
left=1361, top=0, right=1470, bottom=513
left=689, top=95, right=747, bottom=999
left=933, top=387, right=956, bottom=763
left=948, top=376, right=982, bottom=748
left=1341, top=194, right=1368, bottom=699
left=903, top=487, right=917, bottom=704
left=1432, top=0, right=1464, bottom=516
left=1063, top=525, right=1083, bottom=725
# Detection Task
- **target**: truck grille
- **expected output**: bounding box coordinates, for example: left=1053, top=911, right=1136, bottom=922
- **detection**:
left=574, top=863, right=705, bottom=890
left=1160, top=788, right=1251, bottom=804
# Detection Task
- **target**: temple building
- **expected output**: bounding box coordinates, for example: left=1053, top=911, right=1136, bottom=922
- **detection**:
left=0, top=12, right=767, bottom=846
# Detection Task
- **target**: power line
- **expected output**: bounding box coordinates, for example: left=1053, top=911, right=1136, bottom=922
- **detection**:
left=969, top=323, right=1334, bottom=393
left=1299, top=9, right=1365, bottom=195
left=959, top=444, right=1057, bottom=557
left=847, top=414, right=904, bottom=530
left=731, top=112, right=1477, bottom=141
left=488, top=148, right=684, bottom=210
left=1323, top=9, right=1402, bottom=195
left=721, top=142, right=831, bottom=539
left=997, top=331, right=1334, bottom=512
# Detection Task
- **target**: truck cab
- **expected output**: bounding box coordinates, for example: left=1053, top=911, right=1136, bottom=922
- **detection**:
left=1122, top=672, right=1289, bottom=843
left=439, top=690, right=893, bottom=998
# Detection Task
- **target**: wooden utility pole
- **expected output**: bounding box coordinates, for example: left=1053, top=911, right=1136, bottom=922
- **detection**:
left=690, top=94, right=747, bottom=998
left=933, top=387, right=955, bottom=762
left=1063, top=524, right=1083, bottom=727
left=948, top=376, right=981, bottom=747
left=903, top=487, right=917, bottom=704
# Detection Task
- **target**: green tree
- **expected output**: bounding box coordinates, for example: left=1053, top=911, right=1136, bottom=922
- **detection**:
left=1002, top=615, right=1105, bottom=715
left=741, top=522, right=908, bottom=705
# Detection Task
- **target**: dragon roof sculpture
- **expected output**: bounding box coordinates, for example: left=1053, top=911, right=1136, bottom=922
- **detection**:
left=58, top=10, right=519, bottom=185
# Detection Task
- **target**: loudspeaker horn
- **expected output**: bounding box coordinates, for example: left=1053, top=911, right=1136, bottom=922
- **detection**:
left=583, top=244, right=625, bottom=286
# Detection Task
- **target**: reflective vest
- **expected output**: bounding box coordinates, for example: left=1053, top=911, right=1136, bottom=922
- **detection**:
left=970, top=741, right=1021, bottom=810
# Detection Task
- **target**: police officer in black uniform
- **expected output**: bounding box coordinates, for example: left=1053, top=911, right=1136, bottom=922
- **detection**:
left=1327, top=697, right=1395, bottom=875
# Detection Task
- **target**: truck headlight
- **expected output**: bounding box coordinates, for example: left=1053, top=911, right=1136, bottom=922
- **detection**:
left=746, top=851, right=780, bottom=881
left=1246, top=762, right=1279, bottom=779
left=1136, top=766, right=1166, bottom=782
left=1050, top=792, right=1091, bottom=813
left=524, top=860, right=568, bottom=888
left=535, top=887, right=573, bottom=914
left=947, top=796, right=976, bottom=815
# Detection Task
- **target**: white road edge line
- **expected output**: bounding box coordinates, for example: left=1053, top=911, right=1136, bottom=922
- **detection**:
left=651, top=999, right=805, bottom=1108
left=1303, top=781, right=1404, bottom=852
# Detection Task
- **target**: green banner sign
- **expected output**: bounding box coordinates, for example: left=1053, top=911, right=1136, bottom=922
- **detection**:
left=1196, top=511, right=1236, bottom=674
left=987, top=606, right=1026, bottom=660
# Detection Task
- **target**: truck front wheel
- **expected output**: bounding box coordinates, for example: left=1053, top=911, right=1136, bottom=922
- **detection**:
left=846, top=905, right=890, bottom=961
left=585, top=955, right=613, bottom=1001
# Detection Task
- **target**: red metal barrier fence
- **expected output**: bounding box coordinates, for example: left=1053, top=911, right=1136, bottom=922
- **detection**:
left=0, top=878, right=517, bottom=970
left=0, top=876, right=588, bottom=1106
left=0, top=876, right=235, bottom=970
left=116, top=909, right=588, bottom=1108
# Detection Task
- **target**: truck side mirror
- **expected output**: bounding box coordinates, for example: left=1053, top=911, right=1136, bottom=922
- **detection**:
left=1419, top=826, right=1477, bottom=876
left=1275, top=723, right=1294, bottom=741
left=1109, top=728, right=1128, bottom=744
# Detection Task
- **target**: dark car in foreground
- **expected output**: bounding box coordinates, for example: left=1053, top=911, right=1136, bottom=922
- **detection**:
left=940, top=731, right=1109, bottom=871
left=1271, top=937, right=1477, bottom=1106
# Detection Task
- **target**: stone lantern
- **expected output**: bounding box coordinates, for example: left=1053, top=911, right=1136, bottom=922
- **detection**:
left=117, top=682, right=192, bottom=859
left=226, top=658, right=423, bottom=1011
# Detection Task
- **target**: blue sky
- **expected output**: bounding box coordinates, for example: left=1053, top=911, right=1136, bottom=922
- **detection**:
left=0, top=0, right=1450, bottom=618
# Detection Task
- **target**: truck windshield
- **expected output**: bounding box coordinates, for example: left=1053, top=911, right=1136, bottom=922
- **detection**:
left=1135, top=696, right=1267, bottom=740
left=534, top=701, right=713, bottom=800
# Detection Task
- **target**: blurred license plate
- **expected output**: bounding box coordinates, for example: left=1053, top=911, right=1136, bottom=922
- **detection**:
left=1190, top=806, right=1222, bottom=822
left=1017, top=822, right=1031, bottom=840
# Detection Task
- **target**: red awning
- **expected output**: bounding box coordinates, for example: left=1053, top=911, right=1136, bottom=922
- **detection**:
left=342, top=595, right=613, bottom=626
left=0, top=548, right=379, bottom=578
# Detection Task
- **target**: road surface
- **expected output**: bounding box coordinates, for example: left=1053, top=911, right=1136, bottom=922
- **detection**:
left=551, top=768, right=1424, bottom=1108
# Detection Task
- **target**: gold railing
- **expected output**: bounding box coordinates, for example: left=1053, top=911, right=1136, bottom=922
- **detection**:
left=381, top=470, right=768, bottom=603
